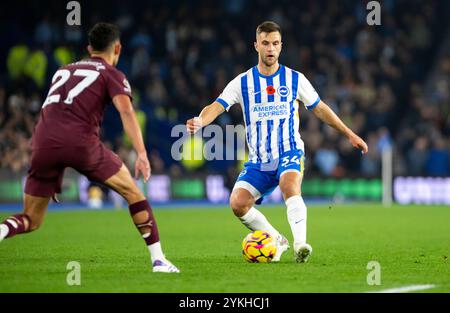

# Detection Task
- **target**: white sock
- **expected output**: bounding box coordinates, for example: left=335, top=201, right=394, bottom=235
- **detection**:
left=286, top=195, right=307, bottom=249
left=239, top=207, right=280, bottom=239
left=148, top=241, right=165, bottom=263
left=0, top=224, right=9, bottom=239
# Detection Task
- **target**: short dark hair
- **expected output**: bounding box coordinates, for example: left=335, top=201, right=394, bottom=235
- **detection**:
left=88, top=22, right=121, bottom=52
left=256, top=21, right=282, bottom=37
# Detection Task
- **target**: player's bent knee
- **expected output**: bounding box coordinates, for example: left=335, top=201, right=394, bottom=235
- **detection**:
left=279, top=182, right=301, bottom=199
left=104, top=167, right=146, bottom=204
left=282, top=187, right=301, bottom=198
left=229, top=190, right=253, bottom=217
left=119, top=185, right=145, bottom=205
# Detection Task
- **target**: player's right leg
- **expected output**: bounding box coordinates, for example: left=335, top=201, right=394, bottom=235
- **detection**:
left=102, top=164, right=179, bottom=273
left=230, top=166, right=289, bottom=261
left=76, top=143, right=178, bottom=273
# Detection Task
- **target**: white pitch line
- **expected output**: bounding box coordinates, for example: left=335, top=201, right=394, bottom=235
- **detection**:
left=368, top=284, right=436, bottom=293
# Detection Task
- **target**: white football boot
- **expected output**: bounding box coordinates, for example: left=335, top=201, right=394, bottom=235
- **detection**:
left=272, top=234, right=290, bottom=262
left=152, top=258, right=180, bottom=273
left=294, top=243, right=313, bottom=263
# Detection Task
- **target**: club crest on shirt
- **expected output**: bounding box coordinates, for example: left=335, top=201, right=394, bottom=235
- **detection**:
left=277, top=86, right=290, bottom=98
left=238, top=169, right=247, bottom=177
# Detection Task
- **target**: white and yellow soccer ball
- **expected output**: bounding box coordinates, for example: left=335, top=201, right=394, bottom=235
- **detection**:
left=242, top=230, right=277, bottom=263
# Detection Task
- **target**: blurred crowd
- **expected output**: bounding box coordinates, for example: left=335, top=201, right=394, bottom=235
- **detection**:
left=0, top=0, right=449, bottom=178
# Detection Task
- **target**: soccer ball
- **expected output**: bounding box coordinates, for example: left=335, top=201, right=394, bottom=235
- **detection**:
left=242, top=230, right=277, bottom=263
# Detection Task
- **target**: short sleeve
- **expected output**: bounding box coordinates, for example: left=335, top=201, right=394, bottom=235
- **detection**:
left=216, top=75, right=241, bottom=112
left=297, top=73, right=320, bottom=110
left=106, top=69, right=133, bottom=101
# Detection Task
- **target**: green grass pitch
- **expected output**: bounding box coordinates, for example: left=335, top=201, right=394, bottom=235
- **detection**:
left=0, top=203, right=449, bottom=292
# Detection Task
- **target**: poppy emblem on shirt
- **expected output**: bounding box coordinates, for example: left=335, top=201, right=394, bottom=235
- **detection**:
left=277, top=86, right=290, bottom=97
left=266, top=85, right=276, bottom=95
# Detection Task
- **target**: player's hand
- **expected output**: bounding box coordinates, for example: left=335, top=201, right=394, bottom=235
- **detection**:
left=348, top=134, right=369, bottom=154
left=186, top=117, right=202, bottom=134
left=135, top=152, right=151, bottom=182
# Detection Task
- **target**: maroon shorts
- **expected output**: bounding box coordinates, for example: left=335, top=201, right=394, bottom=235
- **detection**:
left=25, top=142, right=123, bottom=198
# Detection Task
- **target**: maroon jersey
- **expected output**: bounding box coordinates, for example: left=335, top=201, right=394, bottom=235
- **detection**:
left=32, top=56, right=132, bottom=148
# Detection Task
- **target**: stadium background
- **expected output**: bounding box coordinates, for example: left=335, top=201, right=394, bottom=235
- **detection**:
left=1, top=0, right=450, bottom=294
left=0, top=0, right=449, bottom=206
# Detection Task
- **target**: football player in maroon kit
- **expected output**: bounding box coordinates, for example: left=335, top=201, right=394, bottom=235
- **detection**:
left=0, top=23, right=179, bottom=273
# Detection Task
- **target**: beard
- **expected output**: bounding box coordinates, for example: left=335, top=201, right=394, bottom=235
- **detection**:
left=262, top=55, right=278, bottom=67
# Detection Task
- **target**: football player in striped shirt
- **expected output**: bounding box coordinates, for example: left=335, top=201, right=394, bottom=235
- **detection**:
left=187, top=21, right=368, bottom=263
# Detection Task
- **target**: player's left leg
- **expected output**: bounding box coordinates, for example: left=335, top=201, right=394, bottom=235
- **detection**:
left=278, top=152, right=312, bottom=262
left=0, top=194, right=50, bottom=242
left=1, top=150, right=61, bottom=242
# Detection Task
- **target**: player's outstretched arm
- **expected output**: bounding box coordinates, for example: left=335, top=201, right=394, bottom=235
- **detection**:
left=186, top=101, right=225, bottom=134
left=113, top=94, right=151, bottom=181
left=312, top=100, right=369, bottom=154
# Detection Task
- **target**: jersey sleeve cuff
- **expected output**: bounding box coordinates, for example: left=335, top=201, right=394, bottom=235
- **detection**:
left=306, top=96, right=320, bottom=110
left=216, top=98, right=230, bottom=111
left=111, top=92, right=133, bottom=102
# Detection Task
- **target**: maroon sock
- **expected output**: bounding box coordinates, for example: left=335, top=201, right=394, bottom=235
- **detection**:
left=2, top=214, right=31, bottom=239
left=129, top=200, right=160, bottom=245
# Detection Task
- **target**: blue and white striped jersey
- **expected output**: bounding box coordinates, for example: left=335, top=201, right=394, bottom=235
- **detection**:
left=216, top=65, right=320, bottom=164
